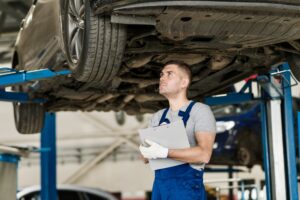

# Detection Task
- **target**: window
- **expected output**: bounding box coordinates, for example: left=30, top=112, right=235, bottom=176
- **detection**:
left=85, top=192, right=109, bottom=200
left=21, top=191, right=40, bottom=200
left=58, top=190, right=81, bottom=200
left=212, top=102, right=256, bottom=118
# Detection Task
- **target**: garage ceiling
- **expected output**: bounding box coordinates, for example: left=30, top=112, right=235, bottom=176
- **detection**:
left=0, top=0, right=31, bottom=64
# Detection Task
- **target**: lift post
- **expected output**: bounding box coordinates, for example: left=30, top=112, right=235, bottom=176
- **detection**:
left=257, top=63, right=299, bottom=200
left=40, top=113, right=57, bottom=200
left=260, top=97, right=272, bottom=200
left=204, top=63, right=299, bottom=200
left=281, top=63, right=298, bottom=200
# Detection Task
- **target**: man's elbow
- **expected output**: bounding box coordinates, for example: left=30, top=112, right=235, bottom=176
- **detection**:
left=190, top=156, right=209, bottom=164
left=189, top=148, right=213, bottom=163
left=198, top=152, right=212, bottom=164
left=203, top=155, right=211, bottom=164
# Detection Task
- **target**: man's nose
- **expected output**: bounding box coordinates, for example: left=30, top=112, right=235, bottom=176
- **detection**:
left=160, top=75, right=166, bottom=82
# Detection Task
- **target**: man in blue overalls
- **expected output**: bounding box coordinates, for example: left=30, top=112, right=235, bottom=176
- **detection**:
left=139, top=60, right=216, bottom=200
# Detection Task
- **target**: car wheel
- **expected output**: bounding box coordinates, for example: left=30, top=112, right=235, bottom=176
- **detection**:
left=12, top=83, right=45, bottom=134
left=237, top=146, right=254, bottom=166
left=236, top=130, right=259, bottom=166
left=288, top=54, right=300, bottom=82
left=13, top=102, right=45, bottom=134
left=62, top=0, right=127, bottom=86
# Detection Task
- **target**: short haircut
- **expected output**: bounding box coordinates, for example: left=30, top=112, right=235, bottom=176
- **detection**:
left=163, top=60, right=192, bottom=87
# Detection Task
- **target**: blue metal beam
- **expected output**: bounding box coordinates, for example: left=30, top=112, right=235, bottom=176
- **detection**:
left=238, top=80, right=252, bottom=94
left=257, top=75, right=282, bottom=98
left=260, top=98, right=272, bottom=200
left=0, top=91, right=46, bottom=103
left=0, top=68, right=71, bottom=103
left=0, top=67, right=17, bottom=73
left=41, top=113, right=57, bottom=200
left=298, top=112, right=300, bottom=167
left=0, top=69, right=71, bottom=87
left=204, top=93, right=255, bottom=106
left=0, top=154, right=19, bottom=164
left=281, top=63, right=299, bottom=200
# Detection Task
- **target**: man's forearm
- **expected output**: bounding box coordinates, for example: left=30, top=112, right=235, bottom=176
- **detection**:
left=168, top=147, right=211, bottom=164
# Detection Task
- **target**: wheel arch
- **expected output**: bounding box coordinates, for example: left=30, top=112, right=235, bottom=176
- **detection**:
left=12, top=51, right=19, bottom=69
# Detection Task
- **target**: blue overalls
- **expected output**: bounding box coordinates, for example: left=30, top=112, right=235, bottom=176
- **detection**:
left=152, top=101, right=207, bottom=200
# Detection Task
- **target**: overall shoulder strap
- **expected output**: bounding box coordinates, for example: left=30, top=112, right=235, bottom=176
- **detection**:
left=180, top=101, right=196, bottom=127
left=159, top=108, right=170, bottom=126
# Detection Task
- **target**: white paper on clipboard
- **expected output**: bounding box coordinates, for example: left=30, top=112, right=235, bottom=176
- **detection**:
left=138, top=120, right=190, bottom=170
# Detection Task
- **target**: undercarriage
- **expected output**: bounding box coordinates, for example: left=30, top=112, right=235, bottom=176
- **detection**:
left=36, top=5, right=300, bottom=114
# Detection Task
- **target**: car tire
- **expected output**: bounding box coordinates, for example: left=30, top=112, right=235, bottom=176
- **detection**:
left=62, top=0, right=127, bottom=86
left=237, top=146, right=254, bottom=166
left=13, top=102, right=45, bottom=134
left=236, top=130, right=260, bottom=166
left=12, top=81, right=45, bottom=134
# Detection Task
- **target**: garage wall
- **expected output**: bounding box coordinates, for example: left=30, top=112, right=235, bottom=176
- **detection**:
left=18, top=160, right=154, bottom=193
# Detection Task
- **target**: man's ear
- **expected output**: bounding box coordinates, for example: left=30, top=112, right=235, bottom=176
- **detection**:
left=181, top=77, right=189, bottom=89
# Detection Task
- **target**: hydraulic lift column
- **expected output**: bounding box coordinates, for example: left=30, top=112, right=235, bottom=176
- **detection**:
left=41, top=113, right=57, bottom=200
left=266, top=99, right=287, bottom=200
left=259, top=63, right=299, bottom=200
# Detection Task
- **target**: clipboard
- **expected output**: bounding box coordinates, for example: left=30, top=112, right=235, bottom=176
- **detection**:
left=138, top=120, right=190, bottom=170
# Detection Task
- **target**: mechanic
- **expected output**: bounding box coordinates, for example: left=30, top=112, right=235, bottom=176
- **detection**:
left=139, top=60, right=216, bottom=200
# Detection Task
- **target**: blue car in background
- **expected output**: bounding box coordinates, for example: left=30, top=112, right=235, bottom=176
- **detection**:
left=210, top=102, right=263, bottom=167
left=210, top=98, right=300, bottom=168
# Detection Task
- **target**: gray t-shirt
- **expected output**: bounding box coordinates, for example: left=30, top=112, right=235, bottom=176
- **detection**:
left=148, top=101, right=216, bottom=170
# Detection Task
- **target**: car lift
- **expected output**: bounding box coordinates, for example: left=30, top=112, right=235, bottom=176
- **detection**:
left=0, top=68, right=70, bottom=200
left=0, top=64, right=298, bottom=200
left=205, top=63, right=299, bottom=200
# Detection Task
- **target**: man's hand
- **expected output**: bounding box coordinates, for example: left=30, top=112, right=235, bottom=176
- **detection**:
left=139, top=139, right=168, bottom=159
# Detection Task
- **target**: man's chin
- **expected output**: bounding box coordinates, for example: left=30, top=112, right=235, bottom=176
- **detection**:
left=159, top=90, right=166, bottom=95
left=159, top=90, right=169, bottom=98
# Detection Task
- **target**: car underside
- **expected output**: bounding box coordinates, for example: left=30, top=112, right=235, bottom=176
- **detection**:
left=12, top=0, right=300, bottom=133
left=29, top=1, right=299, bottom=114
